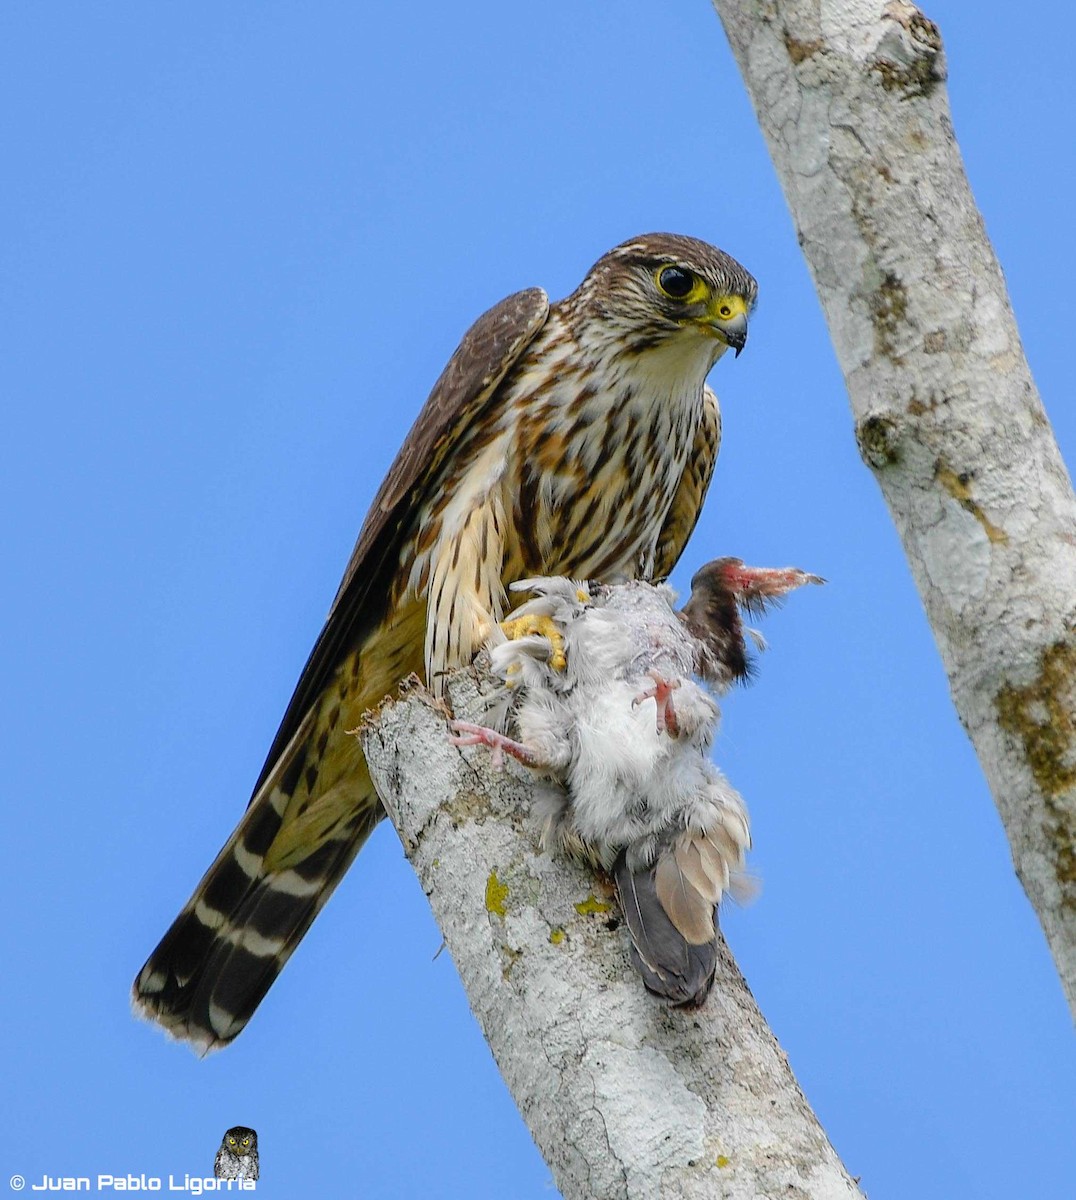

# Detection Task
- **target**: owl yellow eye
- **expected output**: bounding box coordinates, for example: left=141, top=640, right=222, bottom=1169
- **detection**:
left=242, top=1138, right=250, bottom=1146
left=228, top=1138, right=236, bottom=1145
left=656, top=266, right=695, bottom=299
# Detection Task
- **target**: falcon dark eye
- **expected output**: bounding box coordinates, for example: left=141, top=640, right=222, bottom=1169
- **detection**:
left=657, top=266, right=695, bottom=299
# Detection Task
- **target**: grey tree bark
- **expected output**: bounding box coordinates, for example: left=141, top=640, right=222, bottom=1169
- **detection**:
left=361, top=671, right=864, bottom=1200
left=710, top=0, right=1076, bottom=1015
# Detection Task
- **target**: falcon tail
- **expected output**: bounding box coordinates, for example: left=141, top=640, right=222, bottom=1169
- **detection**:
left=132, top=778, right=381, bottom=1053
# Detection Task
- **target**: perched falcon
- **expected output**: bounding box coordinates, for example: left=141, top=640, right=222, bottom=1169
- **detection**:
left=133, top=233, right=757, bottom=1050
left=451, top=559, right=823, bottom=1005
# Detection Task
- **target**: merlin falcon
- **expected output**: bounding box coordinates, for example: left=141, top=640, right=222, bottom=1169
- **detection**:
left=133, top=232, right=757, bottom=1050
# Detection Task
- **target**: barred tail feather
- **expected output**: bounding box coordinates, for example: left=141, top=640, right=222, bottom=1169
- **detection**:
left=134, top=604, right=426, bottom=1051
left=132, top=693, right=384, bottom=1052
left=132, top=794, right=380, bottom=1052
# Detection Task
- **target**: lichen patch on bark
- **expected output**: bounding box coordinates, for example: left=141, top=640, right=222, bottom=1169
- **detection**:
left=856, top=413, right=901, bottom=468
left=996, top=641, right=1076, bottom=900
left=783, top=31, right=823, bottom=64
left=445, top=787, right=496, bottom=826
left=868, top=271, right=909, bottom=359
left=995, top=642, right=1076, bottom=797
left=934, top=460, right=1008, bottom=544
left=485, top=869, right=510, bottom=917
left=871, top=2, right=944, bottom=97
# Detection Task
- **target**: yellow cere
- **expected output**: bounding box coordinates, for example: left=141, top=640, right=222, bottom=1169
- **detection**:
left=709, top=293, right=749, bottom=322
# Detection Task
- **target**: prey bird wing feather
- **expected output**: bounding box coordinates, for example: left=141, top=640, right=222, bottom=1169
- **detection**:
left=133, top=233, right=757, bottom=1051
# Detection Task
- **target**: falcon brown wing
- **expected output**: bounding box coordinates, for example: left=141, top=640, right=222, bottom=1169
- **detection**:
left=651, top=385, right=721, bottom=581
left=134, top=287, right=550, bottom=1048
left=251, top=287, right=549, bottom=794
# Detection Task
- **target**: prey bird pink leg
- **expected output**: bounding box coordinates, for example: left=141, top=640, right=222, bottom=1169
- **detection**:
left=448, top=720, right=541, bottom=768
left=632, top=670, right=682, bottom=736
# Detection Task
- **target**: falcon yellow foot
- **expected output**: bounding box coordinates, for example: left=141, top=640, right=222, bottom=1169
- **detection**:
left=500, top=612, right=567, bottom=671
left=449, top=720, right=541, bottom=767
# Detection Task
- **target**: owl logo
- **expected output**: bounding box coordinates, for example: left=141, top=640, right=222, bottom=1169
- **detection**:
left=214, top=1126, right=259, bottom=1180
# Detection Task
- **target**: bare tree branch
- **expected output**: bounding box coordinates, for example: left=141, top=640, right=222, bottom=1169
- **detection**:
left=710, top=0, right=1076, bottom=1014
left=361, top=671, right=863, bottom=1200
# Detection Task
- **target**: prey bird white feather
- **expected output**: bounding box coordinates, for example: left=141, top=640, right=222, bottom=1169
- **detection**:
left=451, top=558, right=823, bottom=1005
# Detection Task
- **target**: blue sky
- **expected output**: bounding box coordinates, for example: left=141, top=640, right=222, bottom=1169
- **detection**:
left=2, top=2, right=1073, bottom=1196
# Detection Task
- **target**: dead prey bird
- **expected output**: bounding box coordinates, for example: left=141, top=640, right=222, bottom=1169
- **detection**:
left=451, top=558, right=822, bottom=1005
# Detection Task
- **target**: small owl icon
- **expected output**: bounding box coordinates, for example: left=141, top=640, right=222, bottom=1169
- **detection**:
left=214, top=1126, right=259, bottom=1180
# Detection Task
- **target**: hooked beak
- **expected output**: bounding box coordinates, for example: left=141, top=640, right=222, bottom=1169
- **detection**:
left=717, top=310, right=748, bottom=357
left=699, top=294, right=750, bottom=357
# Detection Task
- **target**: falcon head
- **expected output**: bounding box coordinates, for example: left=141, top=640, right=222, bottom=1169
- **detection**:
left=568, top=233, right=758, bottom=364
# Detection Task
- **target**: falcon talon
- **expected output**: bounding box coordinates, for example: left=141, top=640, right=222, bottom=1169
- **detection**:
left=501, top=612, right=568, bottom=672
